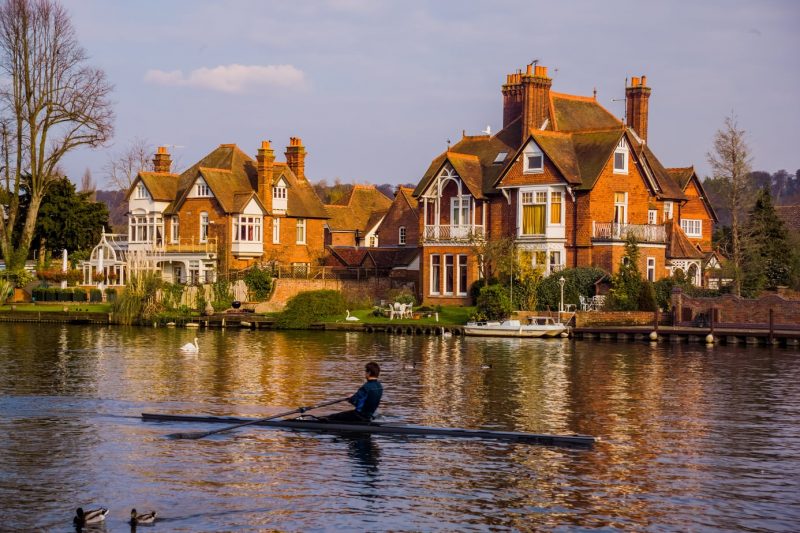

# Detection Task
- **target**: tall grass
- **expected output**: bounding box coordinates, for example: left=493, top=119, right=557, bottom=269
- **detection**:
left=112, top=271, right=163, bottom=325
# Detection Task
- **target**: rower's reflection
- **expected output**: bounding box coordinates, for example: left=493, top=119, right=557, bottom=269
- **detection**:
left=341, top=433, right=381, bottom=475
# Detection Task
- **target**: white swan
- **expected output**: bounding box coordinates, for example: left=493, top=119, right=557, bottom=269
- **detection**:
left=180, top=338, right=199, bottom=352
left=345, top=310, right=360, bottom=321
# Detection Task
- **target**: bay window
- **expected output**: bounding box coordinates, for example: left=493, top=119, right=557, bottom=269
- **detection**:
left=233, top=216, right=262, bottom=242
left=522, top=191, right=547, bottom=235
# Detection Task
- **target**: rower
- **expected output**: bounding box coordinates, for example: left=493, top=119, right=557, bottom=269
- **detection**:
left=324, top=362, right=383, bottom=423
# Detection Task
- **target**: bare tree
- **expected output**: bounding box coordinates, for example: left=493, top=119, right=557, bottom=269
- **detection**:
left=80, top=167, right=95, bottom=200
left=0, top=0, right=113, bottom=271
left=104, top=136, right=153, bottom=191
left=707, top=114, right=752, bottom=296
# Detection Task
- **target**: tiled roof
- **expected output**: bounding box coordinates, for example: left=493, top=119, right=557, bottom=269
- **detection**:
left=666, top=220, right=704, bottom=259
left=326, top=246, right=419, bottom=268
left=665, top=167, right=695, bottom=189
left=634, top=142, right=687, bottom=200
left=776, top=205, right=800, bottom=232
left=165, top=144, right=327, bottom=218
left=325, top=185, right=392, bottom=232
left=128, top=172, right=180, bottom=202
left=564, top=129, right=623, bottom=190
left=550, top=92, right=623, bottom=132
left=396, top=187, right=419, bottom=213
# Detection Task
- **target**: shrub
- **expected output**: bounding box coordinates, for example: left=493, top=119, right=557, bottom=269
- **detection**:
left=638, top=282, right=657, bottom=312
left=536, top=267, right=606, bottom=310
left=161, top=283, right=185, bottom=310
left=244, top=265, right=273, bottom=301
left=105, top=288, right=117, bottom=302
left=212, top=278, right=233, bottom=311
left=475, top=284, right=512, bottom=321
left=74, top=289, right=89, bottom=303
left=112, top=271, right=163, bottom=324
left=66, top=269, right=83, bottom=285
left=90, top=289, right=103, bottom=302
left=387, top=288, right=416, bottom=306
left=470, top=277, right=498, bottom=305
left=276, top=290, right=346, bottom=329
left=606, top=236, right=643, bottom=311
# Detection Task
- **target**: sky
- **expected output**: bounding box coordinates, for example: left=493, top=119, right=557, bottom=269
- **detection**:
left=58, top=0, right=800, bottom=189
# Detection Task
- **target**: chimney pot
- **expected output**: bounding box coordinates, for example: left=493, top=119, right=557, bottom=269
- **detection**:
left=631, top=76, right=640, bottom=87
left=526, top=64, right=532, bottom=75
left=541, top=66, right=548, bottom=77
left=641, top=75, right=647, bottom=86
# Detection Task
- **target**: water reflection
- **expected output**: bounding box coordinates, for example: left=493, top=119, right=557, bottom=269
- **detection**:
left=0, top=324, right=798, bottom=531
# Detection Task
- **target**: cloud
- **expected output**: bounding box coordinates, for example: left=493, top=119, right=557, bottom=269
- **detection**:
left=144, top=64, right=306, bottom=93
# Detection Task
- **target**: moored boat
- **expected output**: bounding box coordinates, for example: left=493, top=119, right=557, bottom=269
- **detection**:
left=142, top=412, right=595, bottom=447
left=464, top=318, right=567, bottom=338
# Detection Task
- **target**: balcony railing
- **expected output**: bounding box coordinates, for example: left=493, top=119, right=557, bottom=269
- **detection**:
left=129, top=237, right=218, bottom=254
left=592, top=222, right=666, bottom=243
left=423, top=224, right=484, bottom=243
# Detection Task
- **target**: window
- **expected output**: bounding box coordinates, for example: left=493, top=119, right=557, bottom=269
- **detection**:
left=647, top=257, right=656, bottom=282
left=135, top=183, right=147, bottom=199
left=493, top=152, right=507, bottom=164
left=663, top=201, right=673, bottom=221
left=450, top=195, right=470, bottom=226
left=273, top=183, right=288, bottom=211
left=614, top=138, right=628, bottom=174
left=445, top=255, right=454, bottom=294
left=399, top=226, right=406, bottom=245
left=550, top=191, right=562, bottom=224
left=524, top=149, right=544, bottom=173
left=273, top=186, right=287, bottom=200
left=550, top=251, right=561, bottom=271
left=458, top=255, right=468, bottom=295
left=171, top=217, right=179, bottom=243
left=369, top=235, right=377, bottom=247
left=521, top=191, right=547, bottom=235
left=296, top=218, right=306, bottom=244
left=196, top=181, right=211, bottom=197
left=681, top=219, right=702, bottom=237
left=648, top=209, right=658, bottom=225
left=234, top=216, right=262, bottom=242
left=272, top=218, right=280, bottom=243
left=199, top=212, right=209, bottom=242
left=430, top=255, right=441, bottom=294
left=614, top=192, right=627, bottom=224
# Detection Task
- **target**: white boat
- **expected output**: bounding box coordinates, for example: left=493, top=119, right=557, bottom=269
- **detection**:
left=464, top=318, right=567, bottom=338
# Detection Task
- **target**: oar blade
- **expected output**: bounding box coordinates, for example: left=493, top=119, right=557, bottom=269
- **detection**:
left=166, top=430, right=214, bottom=440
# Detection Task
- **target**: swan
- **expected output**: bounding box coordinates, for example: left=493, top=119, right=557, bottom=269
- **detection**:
left=130, top=508, right=157, bottom=525
left=73, top=507, right=108, bottom=527
left=403, top=362, right=417, bottom=370
left=345, top=310, right=360, bottom=321
left=180, top=338, right=199, bottom=352
left=481, top=363, right=493, bottom=370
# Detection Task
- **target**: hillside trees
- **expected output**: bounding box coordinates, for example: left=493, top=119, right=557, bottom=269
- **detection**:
left=0, top=0, right=113, bottom=272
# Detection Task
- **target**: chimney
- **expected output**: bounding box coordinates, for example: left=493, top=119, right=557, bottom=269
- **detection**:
left=502, top=64, right=552, bottom=144
left=626, top=74, right=652, bottom=142
left=285, top=137, right=306, bottom=181
left=152, top=146, right=172, bottom=173
left=256, top=140, right=275, bottom=208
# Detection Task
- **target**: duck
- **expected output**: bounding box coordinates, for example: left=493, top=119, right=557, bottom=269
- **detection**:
left=403, top=362, right=417, bottom=370
left=130, top=508, right=157, bottom=525
left=180, top=338, right=199, bottom=352
left=481, top=363, right=493, bottom=370
left=345, top=310, right=360, bottom=321
left=73, top=507, right=108, bottom=527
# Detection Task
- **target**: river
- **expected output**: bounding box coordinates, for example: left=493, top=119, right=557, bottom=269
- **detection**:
left=0, top=323, right=798, bottom=531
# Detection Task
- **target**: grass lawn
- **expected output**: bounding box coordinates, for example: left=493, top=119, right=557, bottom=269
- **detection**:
left=328, top=306, right=475, bottom=326
left=0, top=303, right=112, bottom=313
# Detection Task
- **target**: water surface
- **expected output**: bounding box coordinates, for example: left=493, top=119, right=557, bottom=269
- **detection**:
left=0, top=324, right=798, bottom=531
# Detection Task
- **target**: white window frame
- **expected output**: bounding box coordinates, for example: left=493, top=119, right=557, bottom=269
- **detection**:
left=196, top=181, right=211, bottom=197
left=523, top=148, right=544, bottom=174
left=550, top=190, right=563, bottom=225
left=273, top=185, right=287, bottom=200
left=614, top=192, right=628, bottom=224
left=135, top=183, right=147, bottom=199
left=450, top=195, right=471, bottom=227
left=681, top=219, right=702, bottom=237
left=457, top=254, right=468, bottom=296
left=369, top=235, right=377, bottom=247
left=233, top=215, right=262, bottom=243
left=549, top=251, right=562, bottom=272
left=648, top=209, right=658, bottom=225
left=444, top=254, right=455, bottom=295
left=430, top=254, right=441, bottom=295
left=296, top=218, right=306, bottom=244
left=200, top=212, right=209, bottom=243
left=171, top=217, right=179, bottom=244
left=399, top=226, right=406, bottom=245
left=663, top=201, right=673, bottom=221
left=647, top=257, right=656, bottom=282
left=272, top=217, right=281, bottom=244
left=520, top=189, right=548, bottom=236
left=613, top=138, right=629, bottom=174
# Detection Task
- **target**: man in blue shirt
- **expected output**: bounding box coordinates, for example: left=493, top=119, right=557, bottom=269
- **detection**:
left=325, top=362, right=383, bottom=423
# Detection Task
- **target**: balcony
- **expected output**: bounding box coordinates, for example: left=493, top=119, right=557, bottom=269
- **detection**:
left=129, top=237, right=219, bottom=255
left=423, top=224, right=484, bottom=243
left=592, top=222, right=666, bottom=243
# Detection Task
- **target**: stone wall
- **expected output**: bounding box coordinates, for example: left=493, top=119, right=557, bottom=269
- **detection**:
left=671, top=288, right=800, bottom=328
left=575, top=310, right=658, bottom=328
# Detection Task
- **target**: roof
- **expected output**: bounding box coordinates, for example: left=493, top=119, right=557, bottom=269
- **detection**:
left=665, top=167, right=695, bottom=189
left=166, top=144, right=328, bottom=218
left=550, top=92, right=623, bottom=132
left=127, top=172, right=180, bottom=202
left=776, top=205, right=800, bottom=232
left=666, top=220, right=704, bottom=259
left=325, top=185, right=392, bottom=232
left=396, top=187, right=419, bottom=214
left=326, top=246, right=419, bottom=268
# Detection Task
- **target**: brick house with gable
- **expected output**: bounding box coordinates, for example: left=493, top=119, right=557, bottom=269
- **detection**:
left=324, top=185, right=392, bottom=247
left=376, top=186, right=420, bottom=248
left=413, top=64, right=716, bottom=305
left=124, top=138, right=328, bottom=283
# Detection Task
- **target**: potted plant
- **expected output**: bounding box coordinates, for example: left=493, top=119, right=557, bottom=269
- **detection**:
left=92, top=272, right=105, bottom=283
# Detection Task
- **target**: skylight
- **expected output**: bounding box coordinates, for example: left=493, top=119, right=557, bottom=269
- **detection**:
left=493, top=152, right=508, bottom=164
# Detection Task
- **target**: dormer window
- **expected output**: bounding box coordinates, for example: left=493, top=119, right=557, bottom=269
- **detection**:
left=135, top=183, right=148, bottom=199
left=272, top=180, right=288, bottom=211
left=614, top=138, right=628, bottom=174
left=196, top=182, right=211, bottom=196
left=522, top=141, right=544, bottom=174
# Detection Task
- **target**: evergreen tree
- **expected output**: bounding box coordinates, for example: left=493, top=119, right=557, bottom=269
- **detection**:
left=606, top=234, right=643, bottom=311
left=741, top=187, right=793, bottom=294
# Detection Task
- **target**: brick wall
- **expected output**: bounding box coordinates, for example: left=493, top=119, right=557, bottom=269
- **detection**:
left=575, top=310, right=657, bottom=327
left=257, top=277, right=394, bottom=312
left=378, top=195, right=419, bottom=247
left=679, top=179, right=714, bottom=251
left=420, top=245, right=478, bottom=306
left=671, top=289, right=800, bottom=327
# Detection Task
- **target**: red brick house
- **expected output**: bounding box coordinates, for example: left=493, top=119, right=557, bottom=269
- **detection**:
left=325, top=185, right=392, bottom=247
left=124, top=138, right=328, bottom=283
left=413, top=64, right=716, bottom=305
left=376, top=186, right=420, bottom=248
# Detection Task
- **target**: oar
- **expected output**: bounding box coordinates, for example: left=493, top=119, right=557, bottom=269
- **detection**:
left=167, top=397, right=350, bottom=440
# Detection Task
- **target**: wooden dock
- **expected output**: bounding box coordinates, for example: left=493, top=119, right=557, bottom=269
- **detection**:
left=573, top=325, right=800, bottom=347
